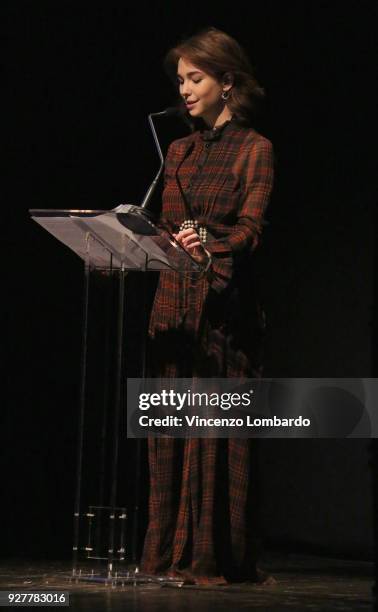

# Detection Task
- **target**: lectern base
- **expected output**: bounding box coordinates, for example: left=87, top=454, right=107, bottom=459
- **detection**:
left=70, top=565, right=184, bottom=587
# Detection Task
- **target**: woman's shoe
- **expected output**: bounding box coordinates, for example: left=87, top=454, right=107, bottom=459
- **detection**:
left=249, top=567, right=277, bottom=585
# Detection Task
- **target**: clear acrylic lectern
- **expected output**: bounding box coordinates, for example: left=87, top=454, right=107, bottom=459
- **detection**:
left=29, top=206, right=205, bottom=586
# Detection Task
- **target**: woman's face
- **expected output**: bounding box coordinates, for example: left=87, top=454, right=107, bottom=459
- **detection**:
left=177, top=57, right=231, bottom=124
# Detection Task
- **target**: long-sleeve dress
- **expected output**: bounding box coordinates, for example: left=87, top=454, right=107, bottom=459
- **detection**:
left=140, top=116, right=275, bottom=584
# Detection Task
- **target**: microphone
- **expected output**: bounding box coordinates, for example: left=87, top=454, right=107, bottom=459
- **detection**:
left=140, top=107, right=181, bottom=209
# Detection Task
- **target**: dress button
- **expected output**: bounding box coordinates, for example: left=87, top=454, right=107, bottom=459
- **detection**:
left=205, top=143, right=210, bottom=149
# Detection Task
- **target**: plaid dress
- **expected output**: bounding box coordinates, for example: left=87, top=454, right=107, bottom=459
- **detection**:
left=141, top=117, right=275, bottom=583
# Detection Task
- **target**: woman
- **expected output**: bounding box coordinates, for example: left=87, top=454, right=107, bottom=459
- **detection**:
left=140, top=27, right=275, bottom=585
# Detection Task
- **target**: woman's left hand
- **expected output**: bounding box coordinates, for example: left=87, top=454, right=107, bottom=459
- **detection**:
left=173, top=228, right=208, bottom=265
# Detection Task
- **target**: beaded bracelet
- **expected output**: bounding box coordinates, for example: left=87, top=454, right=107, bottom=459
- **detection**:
left=179, top=219, right=207, bottom=244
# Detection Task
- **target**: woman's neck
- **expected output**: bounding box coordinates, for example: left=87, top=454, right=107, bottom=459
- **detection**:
left=203, top=106, right=233, bottom=129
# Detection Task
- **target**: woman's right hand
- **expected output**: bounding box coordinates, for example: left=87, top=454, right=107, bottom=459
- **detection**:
left=173, top=228, right=208, bottom=265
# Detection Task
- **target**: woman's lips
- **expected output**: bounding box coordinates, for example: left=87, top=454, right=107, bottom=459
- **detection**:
left=186, top=101, right=197, bottom=108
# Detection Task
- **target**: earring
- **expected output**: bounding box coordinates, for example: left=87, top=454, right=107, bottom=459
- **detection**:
left=221, top=90, right=230, bottom=101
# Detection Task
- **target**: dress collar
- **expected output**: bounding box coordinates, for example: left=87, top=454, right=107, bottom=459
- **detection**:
left=200, top=116, right=236, bottom=142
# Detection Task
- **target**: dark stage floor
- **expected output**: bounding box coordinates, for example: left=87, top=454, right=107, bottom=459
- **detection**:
left=0, top=554, right=374, bottom=611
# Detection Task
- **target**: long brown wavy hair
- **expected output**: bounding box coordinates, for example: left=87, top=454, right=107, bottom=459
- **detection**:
left=164, top=26, right=266, bottom=130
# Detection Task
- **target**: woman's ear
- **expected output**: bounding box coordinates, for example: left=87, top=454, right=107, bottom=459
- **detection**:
left=222, top=72, right=234, bottom=90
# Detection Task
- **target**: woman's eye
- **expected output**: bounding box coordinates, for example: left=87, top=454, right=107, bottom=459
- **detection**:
left=177, top=79, right=202, bottom=85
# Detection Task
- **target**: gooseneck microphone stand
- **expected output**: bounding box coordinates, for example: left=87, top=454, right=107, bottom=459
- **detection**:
left=113, top=107, right=180, bottom=227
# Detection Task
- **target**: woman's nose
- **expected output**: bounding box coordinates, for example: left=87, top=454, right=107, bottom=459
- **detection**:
left=181, top=82, right=191, bottom=98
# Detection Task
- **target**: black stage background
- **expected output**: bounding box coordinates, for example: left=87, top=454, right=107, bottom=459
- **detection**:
left=4, top=1, right=376, bottom=569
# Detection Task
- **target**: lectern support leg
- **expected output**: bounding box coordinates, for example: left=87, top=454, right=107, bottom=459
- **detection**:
left=107, top=266, right=126, bottom=576
left=72, top=256, right=90, bottom=576
left=130, top=273, right=148, bottom=570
